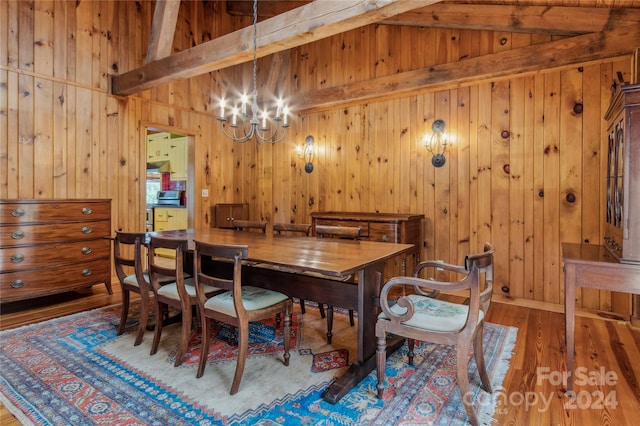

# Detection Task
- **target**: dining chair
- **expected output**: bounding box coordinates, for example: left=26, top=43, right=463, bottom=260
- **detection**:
left=232, top=219, right=268, bottom=233
left=147, top=235, right=224, bottom=366
left=193, top=240, right=293, bottom=395
left=272, top=223, right=316, bottom=315
left=375, top=243, right=495, bottom=426
left=114, top=231, right=152, bottom=345
left=314, top=224, right=361, bottom=343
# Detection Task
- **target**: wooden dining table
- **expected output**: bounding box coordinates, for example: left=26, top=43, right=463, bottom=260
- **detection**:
left=150, top=227, right=414, bottom=403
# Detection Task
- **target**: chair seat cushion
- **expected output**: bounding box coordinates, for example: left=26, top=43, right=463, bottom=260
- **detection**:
left=123, top=272, right=175, bottom=288
left=204, top=286, right=289, bottom=317
left=378, top=294, right=484, bottom=332
left=156, top=278, right=222, bottom=300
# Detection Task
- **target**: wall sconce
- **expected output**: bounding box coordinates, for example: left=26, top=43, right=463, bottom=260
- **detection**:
left=424, top=119, right=448, bottom=167
left=297, top=135, right=315, bottom=173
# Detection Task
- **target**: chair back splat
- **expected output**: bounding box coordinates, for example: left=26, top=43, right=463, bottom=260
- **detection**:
left=375, top=243, right=495, bottom=426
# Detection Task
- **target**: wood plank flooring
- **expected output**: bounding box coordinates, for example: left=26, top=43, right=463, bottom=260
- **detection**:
left=1, top=283, right=639, bottom=425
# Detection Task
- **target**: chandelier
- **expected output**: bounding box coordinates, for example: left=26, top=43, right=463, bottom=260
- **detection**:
left=217, top=0, right=289, bottom=144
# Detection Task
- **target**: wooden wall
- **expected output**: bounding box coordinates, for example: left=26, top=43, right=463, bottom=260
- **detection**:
left=0, top=1, right=635, bottom=315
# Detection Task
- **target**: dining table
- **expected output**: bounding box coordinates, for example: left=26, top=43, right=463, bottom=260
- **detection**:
left=150, top=227, right=414, bottom=403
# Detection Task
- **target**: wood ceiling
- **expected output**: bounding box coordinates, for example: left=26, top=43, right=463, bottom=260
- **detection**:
left=111, top=0, right=640, bottom=111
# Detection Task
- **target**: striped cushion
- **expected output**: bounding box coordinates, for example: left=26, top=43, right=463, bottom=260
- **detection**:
left=204, top=286, right=289, bottom=317
left=378, top=294, right=483, bottom=333
left=156, top=278, right=222, bottom=300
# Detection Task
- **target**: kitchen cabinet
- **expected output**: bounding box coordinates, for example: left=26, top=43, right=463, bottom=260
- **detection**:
left=213, top=203, right=249, bottom=228
left=153, top=206, right=187, bottom=231
left=169, top=136, right=188, bottom=181
left=147, top=132, right=171, bottom=163
left=0, top=199, right=112, bottom=303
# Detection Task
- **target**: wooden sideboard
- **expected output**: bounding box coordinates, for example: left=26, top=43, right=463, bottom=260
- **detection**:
left=310, top=211, right=424, bottom=277
left=0, top=199, right=112, bottom=303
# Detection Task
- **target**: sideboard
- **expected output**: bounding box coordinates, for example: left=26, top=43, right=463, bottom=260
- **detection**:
left=0, top=199, right=112, bottom=303
left=310, top=211, right=424, bottom=278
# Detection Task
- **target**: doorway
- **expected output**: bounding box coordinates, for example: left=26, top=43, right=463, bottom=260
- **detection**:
left=145, top=128, right=193, bottom=231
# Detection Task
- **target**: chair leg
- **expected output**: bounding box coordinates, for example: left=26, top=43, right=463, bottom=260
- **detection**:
left=457, top=342, right=479, bottom=426
left=348, top=309, right=355, bottom=326
left=174, top=305, right=192, bottom=367
left=299, top=299, right=306, bottom=314
left=283, top=307, right=291, bottom=367
left=150, top=302, right=165, bottom=356
left=196, top=317, right=211, bottom=378
left=376, top=334, right=387, bottom=398
left=326, top=306, right=334, bottom=344
left=134, top=292, right=150, bottom=346
left=118, top=289, right=130, bottom=335
left=318, top=304, right=326, bottom=318
left=230, top=321, right=249, bottom=395
left=407, top=338, right=415, bottom=365
left=473, top=324, right=492, bottom=393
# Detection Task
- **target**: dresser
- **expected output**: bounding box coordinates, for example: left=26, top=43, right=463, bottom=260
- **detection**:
left=0, top=199, right=112, bottom=303
left=311, top=211, right=424, bottom=277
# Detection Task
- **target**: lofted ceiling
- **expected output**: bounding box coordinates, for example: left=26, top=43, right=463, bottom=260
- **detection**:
left=111, top=0, right=640, bottom=110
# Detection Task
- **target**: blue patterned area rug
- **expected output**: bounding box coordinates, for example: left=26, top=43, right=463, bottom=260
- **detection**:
left=0, top=302, right=517, bottom=425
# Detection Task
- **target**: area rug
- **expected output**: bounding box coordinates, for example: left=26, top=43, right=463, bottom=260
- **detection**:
left=0, top=301, right=517, bottom=425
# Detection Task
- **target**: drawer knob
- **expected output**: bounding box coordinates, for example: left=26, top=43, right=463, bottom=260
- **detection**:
left=81, top=269, right=92, bottom=277
left=82, top=226, right=92, bottom=234
left=11, top=280, right=24, bottom=289
left=11, top=253, right=25, bottom=263
left=81, top=246, right=92, bottom=255
left=11, top=230, right=25, bottom=239
left=381, top=235, right=388, bottom=242
left=11, top=208, right=25, bottom=217
left=82, top=207, right=93, bottom=215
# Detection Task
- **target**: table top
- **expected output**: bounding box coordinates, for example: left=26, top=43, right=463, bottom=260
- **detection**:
left=150, top=227, right=414, bottom=278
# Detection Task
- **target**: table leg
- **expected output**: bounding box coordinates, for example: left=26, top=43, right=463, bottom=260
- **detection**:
left=564, top=263, right=576, bottom=392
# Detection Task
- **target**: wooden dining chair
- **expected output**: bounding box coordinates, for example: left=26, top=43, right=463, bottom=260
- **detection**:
left=314, top=224, right=362, bottom=343
left=375, top=243, right=495, bottom=426
left=114, top=231, right=152, bottom=345
left=232, top=219, right=268, bottom=233
left=147, top=235, right=224, bottom=367
left=193, top=240, right=292, bottom=395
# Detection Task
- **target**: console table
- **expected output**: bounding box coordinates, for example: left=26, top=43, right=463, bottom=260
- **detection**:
left=562, top=242, right=640, bottom=391
left=310, top=211, right=424, bottom=277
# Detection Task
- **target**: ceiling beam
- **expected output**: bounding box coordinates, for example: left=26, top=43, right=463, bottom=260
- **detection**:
left=111, top=0, right=443, bottom=96
left=294, top=24, right=640, bottom=112
left=379, top=4, right=640, bottom=36
left=145, top=0, right=181, bottom=63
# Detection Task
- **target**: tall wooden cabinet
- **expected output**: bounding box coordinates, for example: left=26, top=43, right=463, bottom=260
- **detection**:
left=0, top=199, right=112, bottom=303
left=603, top=83, right=640, bottom=264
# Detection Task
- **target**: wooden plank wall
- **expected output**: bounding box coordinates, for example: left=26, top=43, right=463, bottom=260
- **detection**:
left=0, top=1, right=634, bottom=315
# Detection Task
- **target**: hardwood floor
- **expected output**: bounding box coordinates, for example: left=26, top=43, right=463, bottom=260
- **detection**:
left=1, top=283, right=639, bottom=425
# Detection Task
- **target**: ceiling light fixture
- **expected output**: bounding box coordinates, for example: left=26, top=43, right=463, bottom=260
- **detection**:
left=217, top=0, right=289, bottom=144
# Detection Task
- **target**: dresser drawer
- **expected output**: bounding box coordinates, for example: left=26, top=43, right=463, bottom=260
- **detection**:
left=0, top=239, right=110, bottom=272
left=314, top=219, right=369, bottom=237
left=1, top=220, right=111, bottom=247
left=0, top=200, right=110, bottom=224
left=1, top=259, right=111, bottom=302
left=369, top=222, right=399, bottom=243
